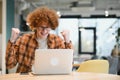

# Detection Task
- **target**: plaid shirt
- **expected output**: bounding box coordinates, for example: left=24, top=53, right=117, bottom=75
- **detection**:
left=6, top=33, right=73, bottom=73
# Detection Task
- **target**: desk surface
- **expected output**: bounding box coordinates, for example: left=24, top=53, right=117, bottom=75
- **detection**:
left=0, top=72, right=120, bottom=80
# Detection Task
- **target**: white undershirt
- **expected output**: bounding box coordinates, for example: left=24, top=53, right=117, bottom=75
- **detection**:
left=36, top=38, right=48, bottom=49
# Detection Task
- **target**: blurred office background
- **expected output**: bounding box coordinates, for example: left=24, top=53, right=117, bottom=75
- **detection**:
left=1, top=0, right=120, bottom=74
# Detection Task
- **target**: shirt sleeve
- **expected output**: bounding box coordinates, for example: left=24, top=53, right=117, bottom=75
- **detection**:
left=55, top=35, right=73, bottom=49
left=64, top=41, right=73, bottom=49
left=6, top=37, right=21, bottom=69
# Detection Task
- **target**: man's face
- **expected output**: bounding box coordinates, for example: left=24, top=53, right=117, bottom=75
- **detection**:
left=36, top=24, right=51, bottom=39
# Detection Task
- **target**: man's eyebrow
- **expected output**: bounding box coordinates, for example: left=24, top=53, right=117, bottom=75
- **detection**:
left=40, top=26, right=50, bottom=28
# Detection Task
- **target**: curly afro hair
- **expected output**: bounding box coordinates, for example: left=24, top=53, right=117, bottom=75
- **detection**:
left=26, top=6, right=59, bottom=30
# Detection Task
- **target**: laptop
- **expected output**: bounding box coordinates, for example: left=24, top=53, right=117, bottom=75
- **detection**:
left=33, top=49, right=73, bottom=75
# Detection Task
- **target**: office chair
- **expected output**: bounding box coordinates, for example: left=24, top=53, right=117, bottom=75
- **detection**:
left=76, top=59, right=109, bottom=73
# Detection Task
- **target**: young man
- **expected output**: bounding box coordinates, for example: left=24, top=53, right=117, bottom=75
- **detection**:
left=6, top=6, right=73, bottom=73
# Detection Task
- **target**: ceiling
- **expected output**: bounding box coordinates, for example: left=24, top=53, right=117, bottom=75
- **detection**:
left=15, top=0, right=120, bottom=17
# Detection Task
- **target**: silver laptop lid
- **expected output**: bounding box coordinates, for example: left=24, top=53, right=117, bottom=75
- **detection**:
left=33, top=49, right=73, bottom=74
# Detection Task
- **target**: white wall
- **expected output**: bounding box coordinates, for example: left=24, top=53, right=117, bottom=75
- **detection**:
left=0, top=2, right=2, bottom=33
left=0, top=1, right=2, bottom=70
left=58, top=19, right=79, bottom=56
left=0, top=34, right=2, bottom=70
left=2, top=0, right=6, bottom=74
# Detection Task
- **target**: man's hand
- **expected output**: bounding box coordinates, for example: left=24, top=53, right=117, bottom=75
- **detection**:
left=10, top=28, right=20, bottom=43
left=61, top=30, right=70, bottom=43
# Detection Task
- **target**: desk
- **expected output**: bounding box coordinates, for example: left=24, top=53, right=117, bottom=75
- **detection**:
left=0, top=72, right=120, bottom=80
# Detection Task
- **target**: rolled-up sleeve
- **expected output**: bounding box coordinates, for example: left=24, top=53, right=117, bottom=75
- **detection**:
left=6, top=39, right=20, bottom=69
left=55, top=35, right=73, bottom=49
left=64, top=41, right=73, bottom=49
